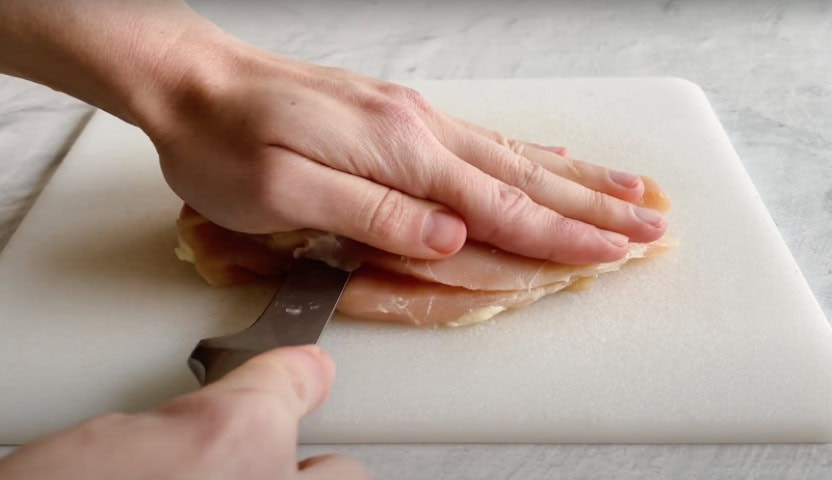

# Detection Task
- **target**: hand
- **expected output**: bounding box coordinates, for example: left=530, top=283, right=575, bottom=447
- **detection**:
left=0, top=0, right=667, bottom=266
left=0, top=346, right=369, bottom=480
left=145, top=44, right=667, bottom=265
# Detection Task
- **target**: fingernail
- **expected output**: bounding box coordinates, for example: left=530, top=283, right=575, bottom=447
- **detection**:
left=539, top=145, right=568, bottom=156
left=599, top=229, right=629, bottom=247
left=547, top=145, right=568, bottom=155
left=632, top=206, right=666, bottom=228
left=297, top=344, right=324, bottom=357
left=609, top=170, right=641, bottom=188
left=423, top=210, right=464, bottom=254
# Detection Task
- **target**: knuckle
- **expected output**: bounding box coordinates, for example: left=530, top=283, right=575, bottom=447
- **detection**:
left=563, top=157, right=583, bottom=179
left=483, top=183, right=534, bottom=241
left=488, top=130, right=510, bottom=147
left=359, top=89, right=438, bottom=153
left=361, top=95, right=425, bottom=142
left=498, top=184, right=534, bottom=223
left=586, top=189, right=608, bottom=210
left=374, top=98, right=420, bottom=127
left=552, top=214, right=582, bottom=238
left=543, top=215, right=595, bottom=261
left=378, top=83, right=431, bottom=111
left=402, top=87, right=432, bottom=114
left=362, top=89, right=431, bottom=141
left=363, top=189, right=409, bottom=242
left=505, top=138, right=526, bottom=155
left=585, top=189, right=615, bottom=213
left=514, top=160, right=549, bottom=190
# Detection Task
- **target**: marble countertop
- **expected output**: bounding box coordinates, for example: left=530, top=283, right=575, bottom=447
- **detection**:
left=1, top=0, right=830, bottom=477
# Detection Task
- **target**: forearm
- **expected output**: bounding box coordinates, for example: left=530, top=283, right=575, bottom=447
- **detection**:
left=0, top=0, right=226, bottom=127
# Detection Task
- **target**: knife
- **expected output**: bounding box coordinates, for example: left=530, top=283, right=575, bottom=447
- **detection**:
left=187, top=258, right=351, bottom=385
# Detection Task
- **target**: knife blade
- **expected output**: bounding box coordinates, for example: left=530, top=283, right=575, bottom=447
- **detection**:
left=187, top=258, right=351, bottom=385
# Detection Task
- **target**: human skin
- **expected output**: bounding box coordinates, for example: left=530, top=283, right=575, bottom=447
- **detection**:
left=0, top=1, right=667, bottom=477
left=0, top=0, right=666, bottom=266
left=0, top=346, right=370, bottom=479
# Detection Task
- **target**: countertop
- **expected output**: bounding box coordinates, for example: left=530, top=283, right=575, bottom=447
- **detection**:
left=1, top=0, right=831, bottom=478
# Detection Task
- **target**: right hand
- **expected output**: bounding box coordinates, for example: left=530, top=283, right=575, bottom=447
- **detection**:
left=0, top=346, right=369, bottom=480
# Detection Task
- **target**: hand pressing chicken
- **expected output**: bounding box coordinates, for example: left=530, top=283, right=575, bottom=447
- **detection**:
left=0, top=1, right=665, bottom=266
left=0, top=1, right=669, bottom=478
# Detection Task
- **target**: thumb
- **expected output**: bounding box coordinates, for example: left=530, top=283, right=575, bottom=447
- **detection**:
left=203, top=345, right=336, bottom=417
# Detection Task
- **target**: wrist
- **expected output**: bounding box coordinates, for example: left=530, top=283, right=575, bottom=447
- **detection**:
left=0, top=1, right=234, bottom=130
left=88, top=5, right=241, bottom=133
left=119, top=22, right=244, bottom=137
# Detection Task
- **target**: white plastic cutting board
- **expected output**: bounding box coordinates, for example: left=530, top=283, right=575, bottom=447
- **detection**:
left=1, top=78, right=831, bottom=445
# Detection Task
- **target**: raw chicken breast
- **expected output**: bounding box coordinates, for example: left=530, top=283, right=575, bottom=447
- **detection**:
left=175, top=176, right=674, bottom=327
left=338, top=240, right=672, bottom=327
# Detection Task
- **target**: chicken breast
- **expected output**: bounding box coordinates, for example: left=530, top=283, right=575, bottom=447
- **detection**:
left=175, top=176, right=674, bottom=327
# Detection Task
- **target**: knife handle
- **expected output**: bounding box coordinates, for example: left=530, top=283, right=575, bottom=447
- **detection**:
left=187, top=317, right=293, bottom=385
left=188, top=340, right=259, bottom=386
left=187, top=259, right=350, bottom=386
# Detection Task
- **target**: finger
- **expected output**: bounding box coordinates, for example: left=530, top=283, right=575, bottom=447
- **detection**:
left=271, top=107, right=625, bottom=263
left=453, top=131, right=666, bottom=242
left=260, top=148, right=466, bottom=258
left=341, top=134, right=631, bottom=263
left=298, top=454, right=371, bottom=480
left=519, top=142, right=644, bottom=203
left=280, top=145, right=623, bottom=264
left=203, top=345, right=335, bottom=418
left=525, top=142, right=568, bottom=157
left=439, top=127, right=667, bottom=244
left=524, top=172, right=667, bottom=243
left=447, top=114, right=644, bottom=203
left=440, top=167, right=630, bottom=264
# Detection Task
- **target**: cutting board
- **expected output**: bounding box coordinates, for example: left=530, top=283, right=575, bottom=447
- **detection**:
left=2, top=78, right=831, bottom=445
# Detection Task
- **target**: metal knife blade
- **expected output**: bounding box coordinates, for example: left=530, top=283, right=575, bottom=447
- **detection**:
left=187, top=258, right=351, bottom=385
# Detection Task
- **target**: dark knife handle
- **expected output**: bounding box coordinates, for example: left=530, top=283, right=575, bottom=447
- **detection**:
left=188, top=319, right=277, bottom=385
left=188, top=343, right=259, bottom=386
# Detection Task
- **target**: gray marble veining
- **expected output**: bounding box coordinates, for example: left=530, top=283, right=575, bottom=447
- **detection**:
left=1, top=0, right=831, bottom=477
